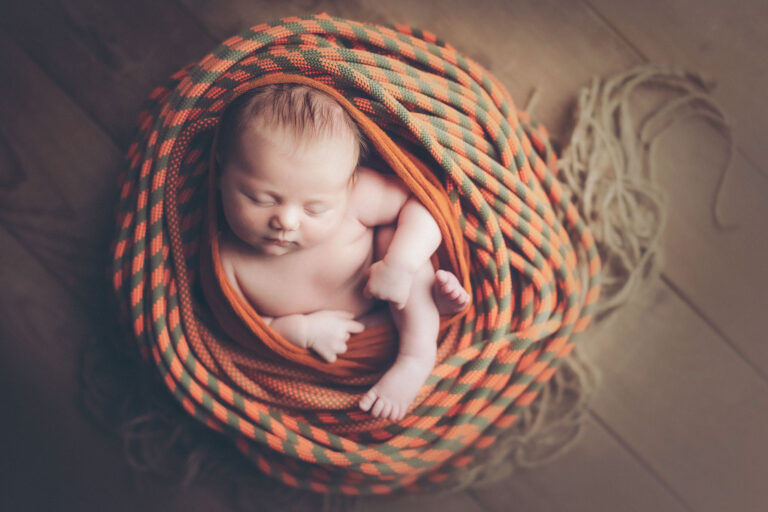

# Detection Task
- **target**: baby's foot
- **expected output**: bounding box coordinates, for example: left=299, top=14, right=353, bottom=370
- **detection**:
left=433, top=269, right=470, bottom=315
left=359, top=354, right=432, bottom=421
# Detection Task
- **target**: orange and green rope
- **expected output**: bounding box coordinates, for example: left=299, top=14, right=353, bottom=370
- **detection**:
left=112, top=13, right=601, bottom=494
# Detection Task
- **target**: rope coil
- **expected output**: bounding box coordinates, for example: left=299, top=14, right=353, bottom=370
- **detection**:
left=112, top=13, right=601, bottom=493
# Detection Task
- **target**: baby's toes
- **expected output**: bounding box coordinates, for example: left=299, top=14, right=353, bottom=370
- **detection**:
left=387, top=404, right=403, bottom=422
left=379, top=400, right=394, bottom=420
left=371, top=397, right=387, bottom=418
left=444, top=273, right=462, bottom=293
left=359, top=390, right=377, bottom=412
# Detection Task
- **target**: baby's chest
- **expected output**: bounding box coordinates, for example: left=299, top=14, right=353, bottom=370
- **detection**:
left=232, top=229, right=375, bottom=317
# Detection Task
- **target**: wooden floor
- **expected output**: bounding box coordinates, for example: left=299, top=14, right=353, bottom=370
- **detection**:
left=1, top=1, right=766, bottom=511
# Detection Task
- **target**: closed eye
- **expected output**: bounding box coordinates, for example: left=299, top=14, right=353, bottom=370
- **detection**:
left=252, top=197, right=276, bottom=207
left=305, top=204, right=331, bottom=216
left=243, top=191, right=276, bottom=206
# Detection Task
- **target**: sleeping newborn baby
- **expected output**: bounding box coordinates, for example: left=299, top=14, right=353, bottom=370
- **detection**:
left=215, top=84, right=469, bottom=421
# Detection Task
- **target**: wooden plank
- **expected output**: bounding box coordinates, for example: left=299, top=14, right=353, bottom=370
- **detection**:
left=0, top=0, right=217, bottom=146
left=654, top=118, right=768, bottom=376
left=0, top=30, right=167, bottom=512
left=583, top=0, right=768, bottom=172
left=177, top=0, right=392, bottom=39
left=0, top=29, right=122, bottom=300
left=471, top=416, right=690, bottom=512
left=582, top=280, right=768, bottom=512
left=0, top=226, right=165, bottom=512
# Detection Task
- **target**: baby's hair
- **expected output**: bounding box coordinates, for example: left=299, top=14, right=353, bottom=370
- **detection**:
left=217, top=84, right=368, bottom=167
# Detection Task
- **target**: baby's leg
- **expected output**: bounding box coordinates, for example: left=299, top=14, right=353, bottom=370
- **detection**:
left=359, top=261, right=439, bottom=421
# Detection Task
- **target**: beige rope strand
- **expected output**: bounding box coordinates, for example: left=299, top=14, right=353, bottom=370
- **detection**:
left=558, top=64, right=736, bottom=320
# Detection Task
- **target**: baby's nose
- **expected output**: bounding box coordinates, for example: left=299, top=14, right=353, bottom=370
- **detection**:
left=272, top=206, right=300, bottom=231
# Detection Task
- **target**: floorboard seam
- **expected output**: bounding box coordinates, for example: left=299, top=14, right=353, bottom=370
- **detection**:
left=578, top=0, right=647, bottom=61
left=466, top=488, right=501, bottom=512
left=738, top=146, right=768, bottom=179
left=0, top=28, right=124, bottom=152
left=588, top=408, right=697, bottom=512
left=660, top=273, right=768, bottom=386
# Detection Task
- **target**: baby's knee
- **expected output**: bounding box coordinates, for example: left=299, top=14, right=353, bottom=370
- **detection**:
left=397, top=262, right=438, bottom=316
left=413, top=260, right=438, bottom=293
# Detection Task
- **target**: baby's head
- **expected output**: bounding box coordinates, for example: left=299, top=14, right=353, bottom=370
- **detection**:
left=216, top=84, right=366, bottom=256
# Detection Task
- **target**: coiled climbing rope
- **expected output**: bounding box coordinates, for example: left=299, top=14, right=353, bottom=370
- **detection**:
left=112, top=13, right=601, bottom=494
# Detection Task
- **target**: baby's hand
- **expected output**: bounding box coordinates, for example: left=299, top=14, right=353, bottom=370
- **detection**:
left=364, top=260, right=415, bottom=310
left=304, top=311, right=365, bottom=363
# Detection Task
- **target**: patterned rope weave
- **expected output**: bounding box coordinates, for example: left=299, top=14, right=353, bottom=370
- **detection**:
left=112, top=13, right=601, bottom=494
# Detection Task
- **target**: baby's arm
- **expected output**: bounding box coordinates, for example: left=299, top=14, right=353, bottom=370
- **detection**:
left=352, top=168, right=442, bottom=308
left=266, top=311, right=365, bottom=363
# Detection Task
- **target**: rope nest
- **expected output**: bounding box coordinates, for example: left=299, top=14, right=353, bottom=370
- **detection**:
left=103, top=14, right=731, bottom=495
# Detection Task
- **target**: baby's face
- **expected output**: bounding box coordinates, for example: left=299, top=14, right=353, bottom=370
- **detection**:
left=219, top=122, right=357, bottom=256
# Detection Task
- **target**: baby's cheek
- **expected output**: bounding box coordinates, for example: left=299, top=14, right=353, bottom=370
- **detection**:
left=305, top=216, right=339, bottom=240
left=228, top=205, right=263, bottom=238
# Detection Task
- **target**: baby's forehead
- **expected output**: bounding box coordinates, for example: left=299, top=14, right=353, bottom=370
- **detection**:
left=230, top=125, right=357, bottom=186
left=243, top=114, right=356, bottom=148
left=250, top=121, right=356, bottom=159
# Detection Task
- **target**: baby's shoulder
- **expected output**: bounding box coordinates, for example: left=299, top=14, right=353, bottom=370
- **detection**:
left=352, top=166, right=401, bottom=191
left=350, top=166, right=410, bottom=226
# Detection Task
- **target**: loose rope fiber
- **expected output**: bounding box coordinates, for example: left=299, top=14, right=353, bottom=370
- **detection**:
left=111, top=13, right=603, bottom=494
left=557, top=64, right=736, bottom=320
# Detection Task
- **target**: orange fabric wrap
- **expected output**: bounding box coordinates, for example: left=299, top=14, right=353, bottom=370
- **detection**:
left=199, top=73, right=470, bottom=379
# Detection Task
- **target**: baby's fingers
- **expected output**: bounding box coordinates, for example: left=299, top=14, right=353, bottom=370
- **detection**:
left=318, top=348, right=338, bottom=363
left=347, top=321, right=366, bottom=334
left=333, top=337, right=349, bottom=354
